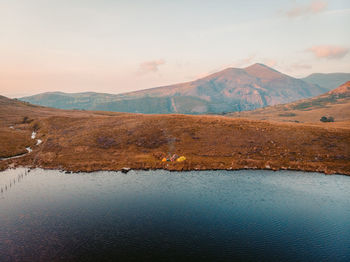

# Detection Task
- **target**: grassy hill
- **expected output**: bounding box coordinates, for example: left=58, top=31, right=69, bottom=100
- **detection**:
left=1, top=95, right=349, bottom=175
left=229, top=81, right=350, bottom=124
left=302, top=73, right=350, bottom=91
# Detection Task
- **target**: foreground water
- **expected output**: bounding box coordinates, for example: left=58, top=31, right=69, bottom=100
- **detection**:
left=0, top=169, right=349, bottom=261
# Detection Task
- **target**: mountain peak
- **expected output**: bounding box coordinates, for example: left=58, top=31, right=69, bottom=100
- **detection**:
left=244, top=63, right=279, bottom=72
left=200, top=63, right=280, bottom=81
left=246, top=62, right=268, bottom=68
left=244, top=63, right=284, bottom=80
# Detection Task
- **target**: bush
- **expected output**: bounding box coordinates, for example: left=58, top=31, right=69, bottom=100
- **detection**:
left=320, top=116, right=334, bottom=122
left=278, top=113, right=296, bottom=117
left=32, top=122, right=40, bottom=131
left=22, top=116, right=33, bottom=124
left=22, top=116, right=29, bottom=123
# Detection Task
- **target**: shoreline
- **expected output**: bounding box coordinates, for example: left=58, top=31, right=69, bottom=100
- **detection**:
left=1, top=163, right=348, bottom=177
left=1, top=109, right=349, bottom=178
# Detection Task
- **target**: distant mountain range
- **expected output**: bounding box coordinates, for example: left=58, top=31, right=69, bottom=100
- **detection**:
left=20, top=63, right=349, bottom=114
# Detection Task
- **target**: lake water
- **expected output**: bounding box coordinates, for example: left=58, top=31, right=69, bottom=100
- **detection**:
left=0, top=168, right=349, bottom=261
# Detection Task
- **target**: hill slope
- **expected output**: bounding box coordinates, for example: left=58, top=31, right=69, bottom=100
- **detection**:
left=302, top=73, right=350, bottom=91
left=229, top=81, right=350, bottom=123
left=1, top=95, right=350, bottom=175
left=20, top=64, right=324, bottom=114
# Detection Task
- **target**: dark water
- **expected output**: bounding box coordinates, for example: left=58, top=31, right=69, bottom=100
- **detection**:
left=0, top=169, right=349, bottom=262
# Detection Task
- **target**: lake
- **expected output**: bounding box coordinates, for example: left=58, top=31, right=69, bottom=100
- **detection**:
left=0, top=168, right=349, bottom=261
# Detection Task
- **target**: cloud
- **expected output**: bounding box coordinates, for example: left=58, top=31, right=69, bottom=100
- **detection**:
left=286, top=1, right=327, bottom=18
left=139, top=59, right=165, bottom=74
left=307, top=45, right=349, bottom=59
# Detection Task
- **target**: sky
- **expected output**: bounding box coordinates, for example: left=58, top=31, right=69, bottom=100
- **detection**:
left=0, top=0, right=349, bottom=98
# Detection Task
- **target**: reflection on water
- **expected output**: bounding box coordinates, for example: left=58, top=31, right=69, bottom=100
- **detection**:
left=0, top=168, right=350, bottom=261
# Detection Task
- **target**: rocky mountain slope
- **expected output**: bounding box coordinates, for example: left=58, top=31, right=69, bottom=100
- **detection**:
left=20, top=64, right=325, bottom=114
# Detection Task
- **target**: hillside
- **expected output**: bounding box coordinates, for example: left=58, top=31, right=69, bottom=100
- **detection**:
left=229, top=81, right=350, bottom=123
left=1, top=95, right=349, bottom=175
left=302, top=73, right=350, bottom=91
left=20, top=64, right=325, bottom=114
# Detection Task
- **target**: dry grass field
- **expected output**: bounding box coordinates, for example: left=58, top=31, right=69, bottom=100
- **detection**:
left=1, top=95, right=349, bottom=175
left=229, top=81, right=350, bottom=124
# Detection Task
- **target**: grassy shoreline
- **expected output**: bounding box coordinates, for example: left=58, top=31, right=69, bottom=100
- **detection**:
left=1, top=96, right=349, bottom=176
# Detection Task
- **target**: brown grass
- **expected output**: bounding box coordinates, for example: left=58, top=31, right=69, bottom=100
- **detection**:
left=0, top=127, right=33, bottom=158
left=0, top=96, right=349, bottom=175
left=228, top=90, right=350, bottom=124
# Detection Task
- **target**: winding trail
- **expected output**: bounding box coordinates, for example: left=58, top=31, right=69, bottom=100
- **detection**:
left=0, top=152, right=29, bottom=161
left=0, top=129, right=41, bottom=161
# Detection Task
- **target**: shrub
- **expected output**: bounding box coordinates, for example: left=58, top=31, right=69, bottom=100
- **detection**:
left=22, top=116, right=33, bottom=124
left=22, top=116, right=29, bottom=123
left=33, top=122, right=40, bottom=131
left=320, top=116, right=334, bottom=122
left=278, top=113, right=296, bottom=117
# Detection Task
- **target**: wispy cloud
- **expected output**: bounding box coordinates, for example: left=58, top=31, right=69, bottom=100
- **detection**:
left=307, top=45, right=349, bottom=59
left=139, top=59, right=165, bottom=74
left=286, top=1, right=327, bottom=18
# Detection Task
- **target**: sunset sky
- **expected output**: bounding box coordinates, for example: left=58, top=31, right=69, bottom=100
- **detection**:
left=1, top=0, right=349, bottom=98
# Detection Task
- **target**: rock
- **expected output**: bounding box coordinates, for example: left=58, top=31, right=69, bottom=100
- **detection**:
left=121, top=167, right=131, bottom=174
left=26, top=147, right=32, bottom=153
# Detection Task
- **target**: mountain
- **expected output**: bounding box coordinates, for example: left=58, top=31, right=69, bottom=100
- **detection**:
left=20, top=63, right=326, bottom=114
left=229, top=81, right=350, bottom=123
left=302, top=73, right=350, bottom=91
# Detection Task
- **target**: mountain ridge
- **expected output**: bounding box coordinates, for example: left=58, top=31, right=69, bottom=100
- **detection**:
left=20, top=64, right=339, bottom=114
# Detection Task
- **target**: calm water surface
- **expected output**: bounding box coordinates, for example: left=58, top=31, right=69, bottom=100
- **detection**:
left=0, top=168, right=349, bottom=261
